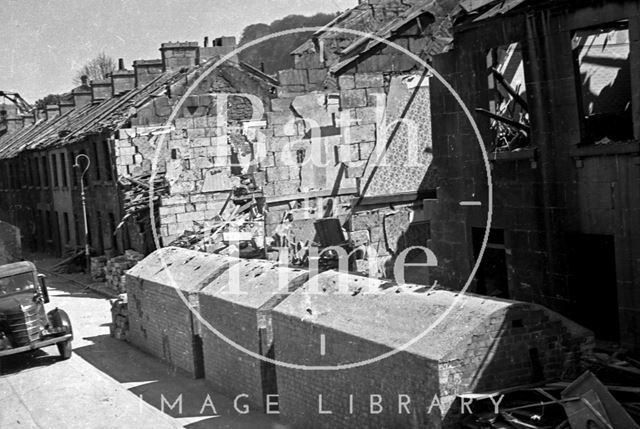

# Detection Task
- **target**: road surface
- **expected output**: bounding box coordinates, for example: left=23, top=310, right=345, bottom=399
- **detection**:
left=0, top=264, right=283, bottom=429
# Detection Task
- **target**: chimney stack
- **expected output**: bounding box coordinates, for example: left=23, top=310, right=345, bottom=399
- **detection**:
left=72, top=77, right=92, bottom=108
left=45, top=104, right=60, bottom=121
left=59, top=97, right=75, bottom=115
left=110, top=60, right=135, bottom=95
left=133, top=59, right=164, bottom=88
left=160, top=41, right=199, bottom=72
left=91, top=79, right=112, bottom=102
left=198, top=36, right=238, bottom=63
left=22, top=112, right=36, bottom=127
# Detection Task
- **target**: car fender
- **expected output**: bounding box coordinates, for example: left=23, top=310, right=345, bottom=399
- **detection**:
left=47, top=308, right=73, bottom=340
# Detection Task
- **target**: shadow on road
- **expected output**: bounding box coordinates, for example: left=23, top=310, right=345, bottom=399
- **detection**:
left=75, top=334, right=285, bottom=429
left=0, top=348, right=62, bottom=376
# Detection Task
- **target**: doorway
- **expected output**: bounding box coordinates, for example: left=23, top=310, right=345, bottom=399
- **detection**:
left=566, top=233, right=619, bottom=341
left=472, top=228, right=510, bottom=299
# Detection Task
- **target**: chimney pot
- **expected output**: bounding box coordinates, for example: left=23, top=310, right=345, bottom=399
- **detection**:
left=204, top=36, right=209, bottom=47
left=81, top=75, right=88, bottom=86
left=118, top=58, right=125, bottom=70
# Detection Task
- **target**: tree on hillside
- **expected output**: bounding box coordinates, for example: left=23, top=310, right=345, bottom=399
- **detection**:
left=238, top=13, right=338, bottom=74
left=72, top=53, right=116, bottom=86
left=34, top=94, right=62, bottom=110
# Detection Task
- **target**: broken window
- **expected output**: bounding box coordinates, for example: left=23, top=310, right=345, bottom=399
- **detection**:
left=572, top=20, right=633, bottom=143
left=478, top=42, right=530, bottom=151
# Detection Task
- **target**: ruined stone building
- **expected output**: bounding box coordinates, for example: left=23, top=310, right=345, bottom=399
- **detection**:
left=259, top=0, right=459, bottom=280
left=0, top=37, right=276, bottom=256
left=428, top=0, right=640, bottom=354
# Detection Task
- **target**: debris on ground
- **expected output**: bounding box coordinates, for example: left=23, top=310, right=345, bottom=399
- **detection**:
left=104, top=250, right=145, bottom=293
left=50, top=246, right=89, bottom=273
left=90, top=256, right=108, bottom=281
left=168, top=188, right=265, bottom=259
left=461, top=361, right=640, bottom=429
left=116, top=173, right=170, bottom=238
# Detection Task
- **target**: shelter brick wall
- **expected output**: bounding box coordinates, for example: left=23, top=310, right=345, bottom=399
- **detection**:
left=270, top=271, right=593, bottom=429
left=126, top=276, right=198, bottom=375
left=199, top=259, right=308, bottom=411
left=273, top=315, right=443, bottom=429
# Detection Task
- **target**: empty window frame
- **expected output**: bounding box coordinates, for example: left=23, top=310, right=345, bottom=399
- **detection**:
left=41, top=156, right=49, bottom=187
left=63, top=212, right=70, bottom=244
left=572, top=20, right=633, bottom=143
left=92, top=141, right=101, bottom=181
left=51, top=154, right=59, bottom=188
left=60, top=152, right=68, bottom=187
left=102, top=140, right=113, bottom=181
left=483, top=42, right=530, bottom=151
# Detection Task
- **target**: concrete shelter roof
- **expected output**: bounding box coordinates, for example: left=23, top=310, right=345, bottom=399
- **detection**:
left=126, top=247, right=237, bottom=293
left=272, top=271, right=524, bottom=362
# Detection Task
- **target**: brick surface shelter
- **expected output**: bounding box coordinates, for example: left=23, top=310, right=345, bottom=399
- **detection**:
left=126, top=247, right=237, bottom=377
left=271, top=271, right=594, bottom=428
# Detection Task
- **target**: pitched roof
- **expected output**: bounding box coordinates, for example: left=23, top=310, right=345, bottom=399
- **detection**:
left=0, top=59, right=277, bottom=160
left=290, top=0, right=462, bottom=75
left=329, top=0, right=461, bottom=74
left=291, top=0, right=423, bottom=66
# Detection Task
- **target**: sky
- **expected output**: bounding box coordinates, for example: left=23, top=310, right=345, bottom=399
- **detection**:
left=0, top=0, right=357, bottom=102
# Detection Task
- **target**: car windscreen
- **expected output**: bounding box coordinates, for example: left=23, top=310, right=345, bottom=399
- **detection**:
left=0, top=272, right=36, bottom=295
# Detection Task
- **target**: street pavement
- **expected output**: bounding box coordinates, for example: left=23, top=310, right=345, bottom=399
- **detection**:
left=0, top=258, right=284, bottom=429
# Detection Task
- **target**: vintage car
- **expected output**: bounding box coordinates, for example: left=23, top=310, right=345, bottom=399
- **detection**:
left=0, top=261, right=73, bottom=370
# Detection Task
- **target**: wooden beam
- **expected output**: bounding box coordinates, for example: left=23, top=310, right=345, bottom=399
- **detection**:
left=356, top=190, right=437, bottom=207
left=265, top=187, right=358, bottom=205
left=475, top=108, right=530, bottom=132
left=491, top=67, right=528, bottom=111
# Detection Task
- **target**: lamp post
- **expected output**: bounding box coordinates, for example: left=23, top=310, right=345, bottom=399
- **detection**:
left=74, top=154, right=91, bottom=272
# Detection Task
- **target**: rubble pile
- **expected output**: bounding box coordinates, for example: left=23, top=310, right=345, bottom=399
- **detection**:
left=117, top=173, right=169, bottom=238
left=168, top=188, right=265, bottom=259
left=90, top=256, right=108, bottom=281
left=461, top=346, right=640, bottom=429
left=110, top=294, right=128, bottom=341
left=105, top=250, right=144, bottom=293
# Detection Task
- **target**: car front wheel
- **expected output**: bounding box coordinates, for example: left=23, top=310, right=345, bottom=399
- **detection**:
left=57, top=340, right=72, bottom=360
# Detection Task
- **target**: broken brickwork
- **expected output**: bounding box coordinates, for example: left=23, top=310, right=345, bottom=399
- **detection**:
left=113, top=59, right=275, bottom=247
left=258, top=5, right=444, bottom=280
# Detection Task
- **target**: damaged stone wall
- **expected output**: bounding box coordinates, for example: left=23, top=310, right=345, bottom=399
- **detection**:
left=428, top=3, right=640, bottom=353
left=260, top=65, right=434, bottom=280
left=113, top=63, right=274, bottom=247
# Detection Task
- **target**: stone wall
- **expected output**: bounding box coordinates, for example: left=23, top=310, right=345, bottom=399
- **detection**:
left=428, top=1, right=640, bottom=353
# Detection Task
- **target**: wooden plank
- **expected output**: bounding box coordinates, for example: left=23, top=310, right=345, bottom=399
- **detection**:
left=266, top=187, right=358, bottom=205
left=357, top=191, right=437, bottom=207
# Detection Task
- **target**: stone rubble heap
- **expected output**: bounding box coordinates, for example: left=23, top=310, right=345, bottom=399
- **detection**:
left=110, top=294, right=128, bottom=341
left=104, top=250, right=145, bottom=293
left=90, top=256, right=108, bottom=282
